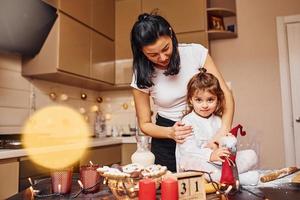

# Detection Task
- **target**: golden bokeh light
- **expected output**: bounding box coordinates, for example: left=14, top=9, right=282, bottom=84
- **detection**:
left=21, top=105, right=90, bottom=169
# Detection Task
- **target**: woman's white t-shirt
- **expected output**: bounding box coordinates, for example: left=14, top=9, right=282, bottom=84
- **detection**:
left=130, top=43, right=208, bottom=121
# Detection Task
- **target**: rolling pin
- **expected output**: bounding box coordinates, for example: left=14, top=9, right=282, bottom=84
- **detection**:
left=260, top=166, right=298, bottom=182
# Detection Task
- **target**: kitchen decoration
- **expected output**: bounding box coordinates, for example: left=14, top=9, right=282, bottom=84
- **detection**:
left=208, top=15, right=225, bottom=31
left=220, top=124, right=246, bottom=187
left=49, top=92, right=57, bottom=101
left=122, top=103, right=129, bottom=110
left=81, top=93, right=87, bottom=100
left=96, top=96, right=103, bottom=103
left=60, top=93, right=69, bottom=101
left=165, top=171, right=205, bottom=200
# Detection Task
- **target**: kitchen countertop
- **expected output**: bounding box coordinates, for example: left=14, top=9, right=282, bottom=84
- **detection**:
left=0, top=136, right=137, bottom=160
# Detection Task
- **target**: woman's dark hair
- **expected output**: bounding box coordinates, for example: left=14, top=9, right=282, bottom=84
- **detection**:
left=131, top=12, right=180, bottom=89
left=186, top=68, right=225, bottom=117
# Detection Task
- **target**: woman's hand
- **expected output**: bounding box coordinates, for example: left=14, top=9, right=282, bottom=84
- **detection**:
left=210, top=147, right=231, bottom=162
left=169, top=121, right=193, bottom=144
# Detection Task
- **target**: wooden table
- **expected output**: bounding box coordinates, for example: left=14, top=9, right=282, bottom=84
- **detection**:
left=8, top=175, right=300, bottom=200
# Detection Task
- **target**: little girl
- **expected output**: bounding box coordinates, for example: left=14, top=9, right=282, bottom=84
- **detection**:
left=176, top=68, right=258, bottom=184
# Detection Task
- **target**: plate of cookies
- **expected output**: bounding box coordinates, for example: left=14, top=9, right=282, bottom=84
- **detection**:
left=97, top=163, right=168, bottom=199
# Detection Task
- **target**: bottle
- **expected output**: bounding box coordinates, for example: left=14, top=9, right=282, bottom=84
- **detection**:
left=131, top=134, right=155, bottom=167
left=94, top=111, right=106, bottom=138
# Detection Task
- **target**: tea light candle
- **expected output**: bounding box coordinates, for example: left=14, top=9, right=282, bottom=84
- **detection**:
left=139, top=179, right=156, bottom=200
left=58, top=184, right=61, bottom=194
left=51, top=169, right=73, bottom=194
left=161, top=178, right=178, bottom=200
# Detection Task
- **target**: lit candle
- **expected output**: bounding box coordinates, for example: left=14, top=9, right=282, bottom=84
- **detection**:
left=161, top=178, right=178, bottom=200
left=224, top=185, right=233, bottom=194
left=58, top=184, right=61, bottom=194
left=78, top=180, right=84, bottom=189
left=28, top=177, right=33, bottom=186
left=139, top=179, right=156, bottom=200
left=236, top=180, right=240, bottom=190
left=29, top=186, right=34, bottom=199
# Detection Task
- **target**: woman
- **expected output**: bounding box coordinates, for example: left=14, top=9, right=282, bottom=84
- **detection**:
left=130, top=13, right=234, bottom=172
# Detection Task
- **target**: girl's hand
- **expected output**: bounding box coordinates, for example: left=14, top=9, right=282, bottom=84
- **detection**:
left=210, top=147, right=231, bottom=162
left=169, top=121, right=193, bottom=144
left=210, top=129, right=232, bottom=145
left=205, top=141, right=218, bottom=150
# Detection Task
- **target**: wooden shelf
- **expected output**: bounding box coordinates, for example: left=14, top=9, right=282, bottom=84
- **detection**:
left=207, top=30, right=237, bottom=40
left=206, top=8, right=236, bottom=17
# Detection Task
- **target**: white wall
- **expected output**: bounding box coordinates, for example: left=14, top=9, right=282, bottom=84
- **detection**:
left=210, top=0, right=300, bottom=168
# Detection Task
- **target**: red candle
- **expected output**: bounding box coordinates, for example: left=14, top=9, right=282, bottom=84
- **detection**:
left=161, top=178, right=178, bottom=200
left=139, top=178, right=156, bottom=200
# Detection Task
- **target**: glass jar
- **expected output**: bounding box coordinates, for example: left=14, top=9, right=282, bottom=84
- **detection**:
left=131, top=135, right=155, bottom=167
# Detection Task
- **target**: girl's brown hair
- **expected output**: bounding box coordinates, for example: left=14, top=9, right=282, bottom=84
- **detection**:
left=186, top=68, right=224, bottom=116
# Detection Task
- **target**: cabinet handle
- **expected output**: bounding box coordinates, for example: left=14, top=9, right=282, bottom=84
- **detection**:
left=296, top=117, right=300, bottom=123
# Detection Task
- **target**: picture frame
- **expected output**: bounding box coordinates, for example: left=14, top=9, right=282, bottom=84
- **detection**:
left=208, top=15, right=225, bottom=31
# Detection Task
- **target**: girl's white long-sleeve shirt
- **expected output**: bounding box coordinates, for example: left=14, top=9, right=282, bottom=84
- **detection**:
left=175, top=111, right=221, bottom=171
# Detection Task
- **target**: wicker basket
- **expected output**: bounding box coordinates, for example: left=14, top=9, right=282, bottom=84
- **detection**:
left=101, top=172, right=165, bottom=199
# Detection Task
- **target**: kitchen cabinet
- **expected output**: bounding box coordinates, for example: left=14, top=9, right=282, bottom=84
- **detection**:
left=142, top=0, right=206, bottom=33
left=177, top=31, right=209, bottom=48
left=121, top=143, right=137, bottom=165
left=43, top=0, right=115, bottom=40
left=0, top=158, right=19, bottom=199
left=22, top=12, right=115, bottom=90
left=80, top=144, right=122, bottom=166
left=91, top=31, right=115, bottom=84
left=59, top=14, right=90, bottom=77
left=115, top=0, right=141, bottom=86
left=91, top=0, right=115, bottom=40
left=207, top=0, right=237, bottom=40
left=59, top=0, right=92, bottom=27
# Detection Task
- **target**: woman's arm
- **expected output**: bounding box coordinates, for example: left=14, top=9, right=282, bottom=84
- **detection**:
left=132, top=88, right=192, bottom=143
left=204, top=54, right=235, bottom=133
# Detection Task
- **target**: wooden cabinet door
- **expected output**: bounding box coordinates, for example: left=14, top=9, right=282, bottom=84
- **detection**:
left=59, top=0, right=92, bottom=26
left=91, top=31, right=115, bottom=84
left=115, top=0, right=141, bottom=85
left=92, top=0, right=115, bottom=40
left=115, top=0, right=141, bottom=60
left=59, top=14, right=90, bottom=77
left=142, top=0, right=206, bottom=33
left=121, top=143, right=137, bottom=165
left=80, top=145, right=122, bottom=166
left=177, top=31, right=208, bottom=48
left=0, top=159, right=19, bottom=199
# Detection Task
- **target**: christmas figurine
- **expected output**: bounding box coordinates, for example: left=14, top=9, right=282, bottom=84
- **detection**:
left=219, top=124, right=246, bottom=186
